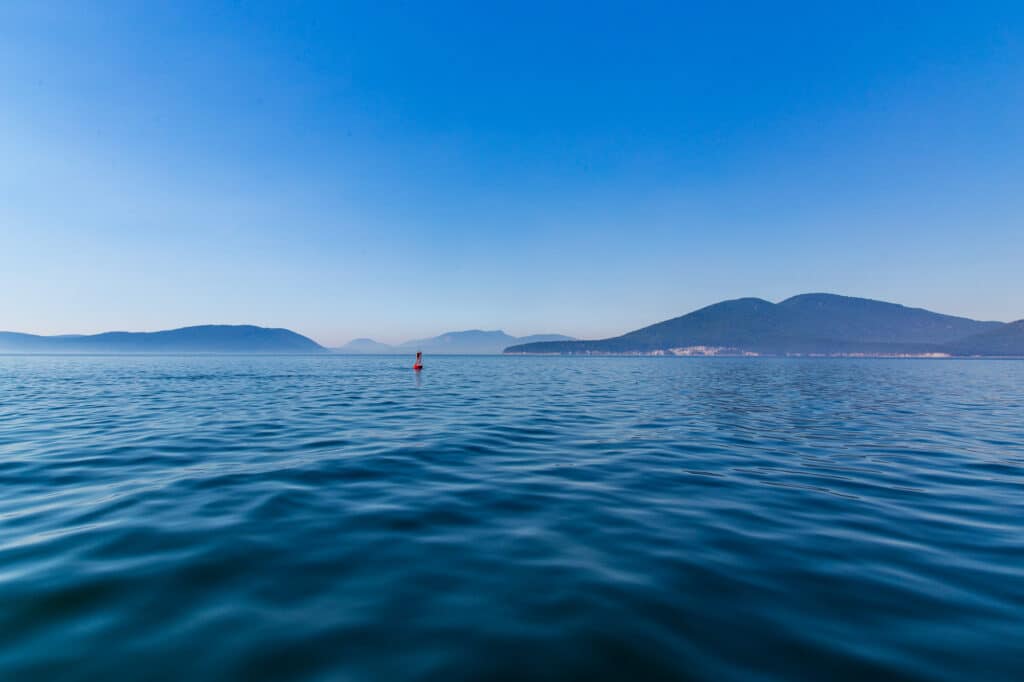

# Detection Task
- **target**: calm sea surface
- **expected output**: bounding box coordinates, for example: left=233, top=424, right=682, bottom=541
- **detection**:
left=1, top=355, right=1022, bottom=681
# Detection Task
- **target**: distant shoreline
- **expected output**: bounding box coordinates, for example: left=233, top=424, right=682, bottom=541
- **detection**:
left=505, top=294, right=1023, bottom=357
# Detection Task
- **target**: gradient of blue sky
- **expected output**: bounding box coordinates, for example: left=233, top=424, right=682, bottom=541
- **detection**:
left=2, top=1, right=1022, bottom=345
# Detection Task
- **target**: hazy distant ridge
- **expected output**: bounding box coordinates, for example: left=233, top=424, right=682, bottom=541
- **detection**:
left=505, top=294, right=1021, bottom=356
left=943, top=320, right=1024, bottom=356
left=0, top=325, right=324, bottom=354
left=337, top=330, right=574, bottom=355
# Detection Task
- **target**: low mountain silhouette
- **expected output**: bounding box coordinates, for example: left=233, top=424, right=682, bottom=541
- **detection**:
left=505, top=294, right=1018, bottom=356
left=0, top=325, right=324, bottom=354
left=399, top=330, right=573, bottom=354
left=335, top=338, right=396, bottom=354
left=338, top=330, right=574, bottom=355
left=944, top=320, right=1024, bottom=356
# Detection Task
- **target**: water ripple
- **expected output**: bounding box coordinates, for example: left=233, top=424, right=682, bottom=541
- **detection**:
left=1, top=355, right=1022, bottom=680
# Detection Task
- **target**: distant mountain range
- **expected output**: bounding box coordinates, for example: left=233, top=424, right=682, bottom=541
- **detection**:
left=337, top=330, right=574, bottom=355
left=504, top=294, right=1024, bottom=357
left=4, top=296, right=1020, bottom=357
left=0, top=325, right=325, bottom=354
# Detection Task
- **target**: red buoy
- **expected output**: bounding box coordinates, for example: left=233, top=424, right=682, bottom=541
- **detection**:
left=413, top=351, right=423, bottom=371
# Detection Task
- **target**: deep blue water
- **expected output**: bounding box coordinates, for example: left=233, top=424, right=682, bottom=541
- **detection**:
left=1, top=355, right=1022, bottom=681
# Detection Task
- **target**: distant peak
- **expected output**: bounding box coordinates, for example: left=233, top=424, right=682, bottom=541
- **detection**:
left=780, top=292, right=858, bottom=304
left=701, top=297, right=774, bottom=309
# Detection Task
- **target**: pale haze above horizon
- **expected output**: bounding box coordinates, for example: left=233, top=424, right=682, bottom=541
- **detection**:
left=2, top=2, right=1022, bottom=347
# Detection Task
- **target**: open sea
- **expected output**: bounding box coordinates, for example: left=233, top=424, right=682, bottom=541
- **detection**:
left=1, top=355, right=1022, bottom=681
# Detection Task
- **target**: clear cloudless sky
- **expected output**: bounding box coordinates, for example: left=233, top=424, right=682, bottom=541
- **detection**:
left=2, top=1, right=1022, bottom=346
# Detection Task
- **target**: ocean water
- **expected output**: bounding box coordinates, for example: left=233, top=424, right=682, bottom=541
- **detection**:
left=1, top=355, right=1022, bottom=681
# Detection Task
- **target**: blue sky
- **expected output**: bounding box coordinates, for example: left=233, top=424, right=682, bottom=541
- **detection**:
left=2, top=2, right=1022, bottom=346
